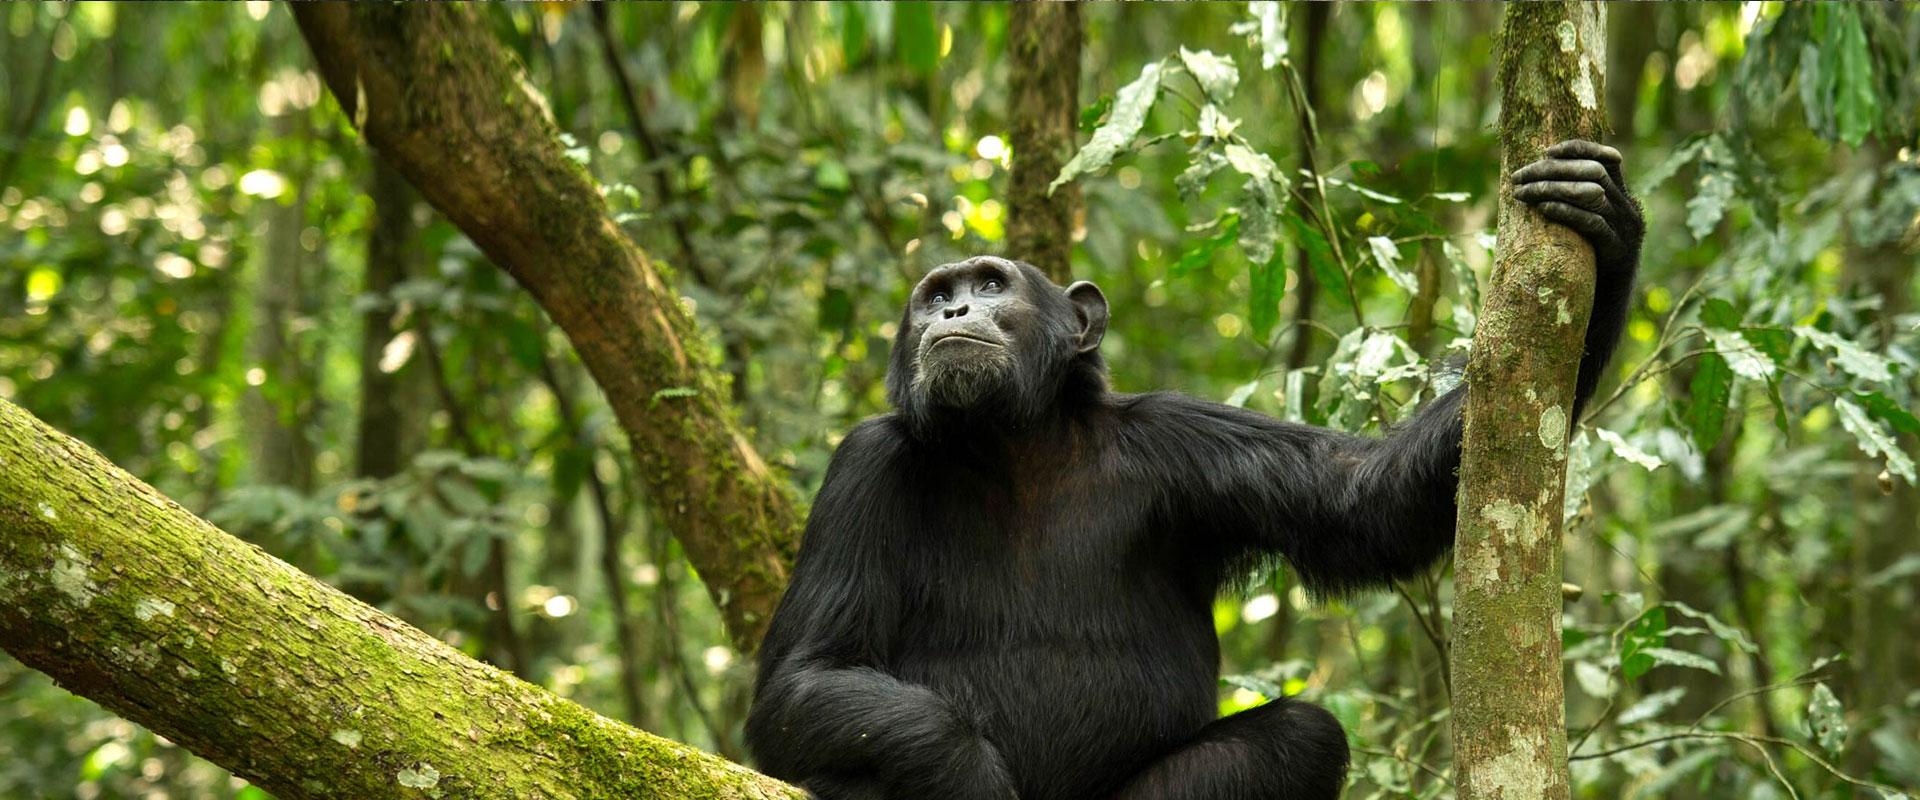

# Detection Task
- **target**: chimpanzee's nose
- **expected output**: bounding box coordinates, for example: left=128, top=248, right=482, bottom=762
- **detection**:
left=943, top=303, right=970, bottom=320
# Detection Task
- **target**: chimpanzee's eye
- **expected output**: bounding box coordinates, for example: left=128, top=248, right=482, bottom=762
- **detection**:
left=982, top=278, right=1003, bottom=292
left=930, top=291, right=950, bottom=304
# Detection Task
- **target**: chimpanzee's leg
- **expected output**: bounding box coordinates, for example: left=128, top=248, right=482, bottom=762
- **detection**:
left=799, top=775, right=887, bottom=800
left=1113, top=698, right=1349, bottom=800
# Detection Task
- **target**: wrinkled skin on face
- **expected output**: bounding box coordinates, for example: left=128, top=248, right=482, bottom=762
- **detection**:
left=885, top=257, right=1108, bottom=437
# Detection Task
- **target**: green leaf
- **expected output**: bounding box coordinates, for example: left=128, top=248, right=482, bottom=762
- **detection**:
left=1224, top=377, right=1262, bottom=409
left=815, top=159, right=851, bottom=192
left=1667, top=601, right=1759, bottom=654
left=1766, top=377, right=1791, bottom=435
left=1832, top=7, right=1879, bottom=146
left=1698, top=296, right=1743, bottom=329
left=1597, top=428, right=1665, bottom=471
left=1835, top=397, right=1917, bottom=483
left=1247, top=1, right=1290, bottom=70
left=1796, top=325, right=1896, bottom=382
left=1282, top=213, right=1345, bottom=300
left=1684, top=167, right=1737, bottom=240
left=1807, top=682, right=1849, bottom=755
left=1637, top=135, right=1706, bottom=193
left=1621, top=607, right=1668, bottom=681
left=1638, top=646, right=1722, bottom=675
left=1249, top=252, right=1286, bottom=342
left=1176, top=150, right=1228, bottom=203
left=838, top=4, right=867, bottom=63
left=1618, top=687, right=1687, bottom=725
left=894, top=2, right=939, bottom=78
left=1705, top=328, right=1776, bottom=380
left=1685, top=353, right=1732, bottom=453
left=1078, top=95, right=1113, bottom=133
left=1177, top=48, right=1239, bottom=103
left=1857, top=392, right=1920, bottom=435
left=503, top=318, right=545, bottom=374
left=1800, top=41, right=1833, bottom=137
left=817, top=287, right=853, bottom=330
left=1174, top=215, right=1238, bottom=278
left=1563, top=430, right=1593, bottom=525
left=1367, top=236, right=1417, bottom=295
left=1231, top=149, right=1284, bottom=266
left=1573, top=660, right=1612, bottom=699
left=1223, top=143, right=1279, bottom=183
left=1746, top=326, right=1792, bottom=365
left=1051, top=61, right=1164, bottom=194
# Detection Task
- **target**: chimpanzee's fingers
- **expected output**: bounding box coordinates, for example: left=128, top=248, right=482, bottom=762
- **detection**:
left=1514, top=156, right=1636, bottom=234
left=1531, top=201, right=1620, bottom=252
left=1546, top=140, right=1622, bottom=164
left=1514, top=181, right=1612, bottom=215
left=1511, top=158, right=1608, bottom=185
left=1549, top=142, right=1635, bottom=212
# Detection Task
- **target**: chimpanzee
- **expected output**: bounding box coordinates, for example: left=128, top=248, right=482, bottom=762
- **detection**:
left=747, top=141, right=1642, bottom=800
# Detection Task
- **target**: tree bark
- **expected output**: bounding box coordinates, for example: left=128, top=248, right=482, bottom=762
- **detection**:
left=1005, top=0, right=1083, bottom=284
left=289, top=3, right=797, bottom=653
left=1450, top=4, right=1607, bottom=799
left=0, top=398, right=801, bottom=800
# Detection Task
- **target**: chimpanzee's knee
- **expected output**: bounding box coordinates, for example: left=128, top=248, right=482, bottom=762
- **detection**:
left=1116, top=697, right=1350, bottom=800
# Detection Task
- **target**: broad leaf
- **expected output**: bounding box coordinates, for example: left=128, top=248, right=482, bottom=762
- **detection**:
left=1248, top=252, right=1286, bottom=343
left=1705, top=328, right=1776, bottom=380
left=1597, top=428, right=1666, bottom=471
left=1051, top=61, right=1165, bottom=194
left=1796, top=325, right=1896, bottom=382
left=1835, top=397, right=1917, bottom=483
left=1367, top=236, right=1417, bottom=295
left=1684, top=353, right=1732, bottom=453
left=1638, top=647, right=1722, bottom=675
left=1685, top=167, right=1737, bottom=240
left=1174, top=215, right=1238, bottom=278
left=1832, top=7, right=1879, bottom=146
left=894, top=2, right=939, bottom=78
left=1807, top=682, right=1849, bottom=755
left=1177, top=48, right=1239, bottom=103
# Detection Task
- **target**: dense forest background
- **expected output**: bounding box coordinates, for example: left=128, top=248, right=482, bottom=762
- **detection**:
left=1, top=2, right=1917, bottom=798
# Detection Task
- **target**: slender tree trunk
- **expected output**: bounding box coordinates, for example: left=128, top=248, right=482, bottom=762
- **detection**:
left=0, top=399, right=800, bottom=800
left=1285, top=1, right=1330, bottom=373
left=356, top=155, right=424, bottom=480
left=291, top=3, right=797, bottom=653
left=1450, top=4, right=1607, bottom=799
left=1005, top=0, right=1083, bottom=284
left=246, top=113, right=317, bottom=491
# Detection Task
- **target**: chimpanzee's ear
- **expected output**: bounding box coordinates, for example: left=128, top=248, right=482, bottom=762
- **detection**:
left=1065, top=281, right=1108, bottom=354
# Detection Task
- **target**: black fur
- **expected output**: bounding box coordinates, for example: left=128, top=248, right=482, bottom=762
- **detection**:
left=749, top=143, right=1641, bottom=800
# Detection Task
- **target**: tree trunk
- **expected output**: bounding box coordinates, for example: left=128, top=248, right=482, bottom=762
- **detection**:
left=1005, top=0, right=1083, bottom=284
left=0, top=398, right=801, bottom=800
left=1450, top=4, right=1607, bottom=799
left=356, top=155, right=426, bottom=481
left=246, top=113, right=317, bottom=491
left=289, top=3, right=797, bottom=653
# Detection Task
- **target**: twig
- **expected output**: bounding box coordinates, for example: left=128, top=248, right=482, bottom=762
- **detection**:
left=1352, top=744, right=1452, bottom=786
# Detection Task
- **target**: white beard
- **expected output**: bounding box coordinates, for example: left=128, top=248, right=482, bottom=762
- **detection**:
left=913, top=341, right=1012, bottom=409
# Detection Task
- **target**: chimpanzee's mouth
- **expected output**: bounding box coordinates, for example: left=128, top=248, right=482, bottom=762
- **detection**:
left=931, top=332, right=1005, bottom=347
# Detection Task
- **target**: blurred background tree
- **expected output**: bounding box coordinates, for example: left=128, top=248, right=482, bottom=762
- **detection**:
left=0, top=3, right=1915, bottom=798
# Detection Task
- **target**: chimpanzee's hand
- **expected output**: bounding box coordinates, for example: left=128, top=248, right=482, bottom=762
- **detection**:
left=1511, top=140, right=1645, bottom=280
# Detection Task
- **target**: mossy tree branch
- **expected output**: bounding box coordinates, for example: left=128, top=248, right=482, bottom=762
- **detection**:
left=288, top=3, right=795, bottom=654
left=0, top=398, right=801, bottom=799
left=1450, top=3, right=1608, bottom=799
